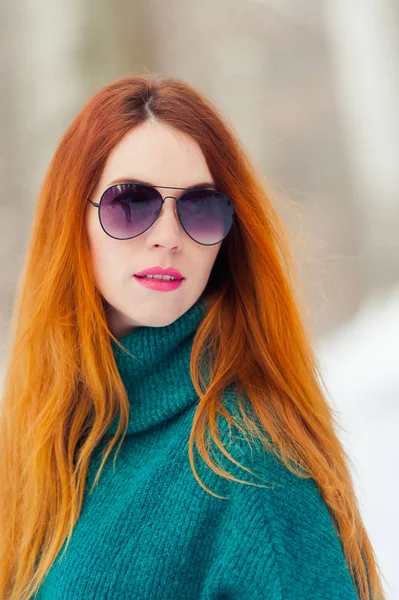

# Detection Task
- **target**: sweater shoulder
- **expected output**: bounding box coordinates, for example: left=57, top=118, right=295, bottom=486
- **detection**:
left=212, top=388, right=343, bottom=542
left=199, top=388, right=359, bottom=599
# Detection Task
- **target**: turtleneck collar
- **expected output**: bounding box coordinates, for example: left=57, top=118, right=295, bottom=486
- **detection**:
left=107, top=294, right=210, bottom=436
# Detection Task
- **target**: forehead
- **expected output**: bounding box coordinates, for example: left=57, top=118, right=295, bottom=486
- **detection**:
left=99, top=121, right=214, bottom=190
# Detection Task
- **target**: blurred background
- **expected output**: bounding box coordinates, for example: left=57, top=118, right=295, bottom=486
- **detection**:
left=0, top=0, right=397, bottom=596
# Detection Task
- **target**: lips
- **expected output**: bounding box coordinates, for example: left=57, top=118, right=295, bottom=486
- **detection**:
left=134, top=275, right=184, bottom=291
left=134, top=266, right=184, bottom=279
left=135, top=275, right=183, bottom=281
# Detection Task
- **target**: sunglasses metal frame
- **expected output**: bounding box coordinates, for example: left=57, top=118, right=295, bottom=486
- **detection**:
left=87, top=183, right=235, bottom=246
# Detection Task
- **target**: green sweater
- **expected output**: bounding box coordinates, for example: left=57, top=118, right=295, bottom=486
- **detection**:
left=35, top=295, right=359, bottom=599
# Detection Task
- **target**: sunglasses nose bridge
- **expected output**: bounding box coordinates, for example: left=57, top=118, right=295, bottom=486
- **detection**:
left=158, top=195, right=179, bottom=220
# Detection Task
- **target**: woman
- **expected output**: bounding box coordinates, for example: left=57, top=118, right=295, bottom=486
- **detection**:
left=0, top=75, right=386, bottom=599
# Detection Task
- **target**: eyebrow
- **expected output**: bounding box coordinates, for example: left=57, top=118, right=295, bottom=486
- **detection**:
left=108, top=177, right=217, bottom=190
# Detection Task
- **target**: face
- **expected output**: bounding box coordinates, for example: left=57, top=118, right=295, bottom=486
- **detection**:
left=85, top=120, right=222, bottom=338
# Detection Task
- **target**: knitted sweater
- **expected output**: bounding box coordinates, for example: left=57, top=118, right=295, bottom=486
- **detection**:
left=35, top=295, right=359, bottom=599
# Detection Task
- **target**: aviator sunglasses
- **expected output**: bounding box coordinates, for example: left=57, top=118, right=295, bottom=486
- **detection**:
left=87, top=182, right=235, bottom=246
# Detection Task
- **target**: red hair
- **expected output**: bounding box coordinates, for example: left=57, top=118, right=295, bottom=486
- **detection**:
left=0, top=74, right=386, bottom=599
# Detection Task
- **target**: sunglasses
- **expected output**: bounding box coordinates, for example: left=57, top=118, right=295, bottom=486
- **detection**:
left=87, top=182, right=235, bottom=246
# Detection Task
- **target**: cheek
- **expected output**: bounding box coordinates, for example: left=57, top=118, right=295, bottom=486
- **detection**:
left=91, top=244, right=112, bottom=282
left=87, top=228, right=125, bottom=287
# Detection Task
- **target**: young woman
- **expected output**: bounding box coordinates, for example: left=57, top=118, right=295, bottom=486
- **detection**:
left=0, top=75, right=386, bottom=599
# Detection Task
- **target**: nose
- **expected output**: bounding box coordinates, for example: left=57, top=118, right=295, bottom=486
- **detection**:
left=146, top=195, right=184, bottom=250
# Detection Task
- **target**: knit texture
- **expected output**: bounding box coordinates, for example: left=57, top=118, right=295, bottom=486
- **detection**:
left=35, top=295, right=359, bottom=599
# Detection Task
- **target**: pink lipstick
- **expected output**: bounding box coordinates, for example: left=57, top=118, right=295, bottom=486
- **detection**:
left=134, top=276, right=184, bottom=291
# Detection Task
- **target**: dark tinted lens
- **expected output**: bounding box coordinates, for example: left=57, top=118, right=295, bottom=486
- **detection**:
left=99, top=184, right=162, bottom=240
left=178, top=189, right=235, bottom=245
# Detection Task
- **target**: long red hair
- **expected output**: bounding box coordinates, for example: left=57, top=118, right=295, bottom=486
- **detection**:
left=0, top=74, right=386, bottom=599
